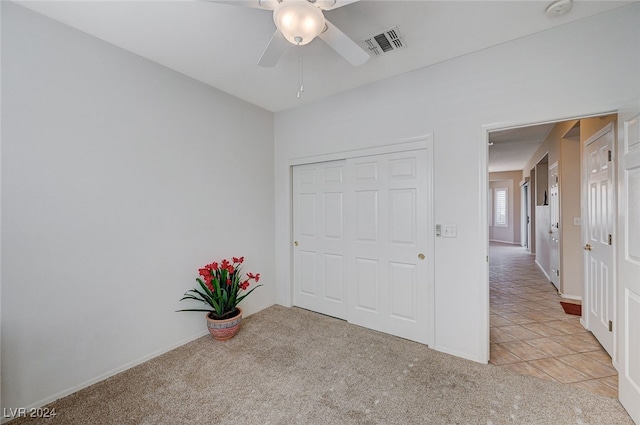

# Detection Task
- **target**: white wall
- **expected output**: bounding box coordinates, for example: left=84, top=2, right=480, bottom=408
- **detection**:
left=559, top=136, right=582, bottom=299
left=1, top=2, right=275, bottom=412
left=274, top=4, right=640, bottom=362
left=535, top=205, right=551, bottom=279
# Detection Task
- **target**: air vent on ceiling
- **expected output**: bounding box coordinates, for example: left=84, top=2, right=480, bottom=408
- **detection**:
left=361, top=26, right=406, bottom=57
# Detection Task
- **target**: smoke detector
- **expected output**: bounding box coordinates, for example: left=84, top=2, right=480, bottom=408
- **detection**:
left=546, top=0, right=572, bottom=18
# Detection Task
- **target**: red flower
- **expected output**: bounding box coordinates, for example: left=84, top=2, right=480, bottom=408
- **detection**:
left=181, top=256, right=262, bottom=318
left=246, top=272, right=260, bottom=282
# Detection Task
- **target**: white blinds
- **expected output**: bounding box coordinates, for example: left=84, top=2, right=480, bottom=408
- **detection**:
left=495, top=187, right=508, bottom=227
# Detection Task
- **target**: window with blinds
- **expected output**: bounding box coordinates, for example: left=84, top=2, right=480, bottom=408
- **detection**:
left=495, top=187, right=508, bottom=227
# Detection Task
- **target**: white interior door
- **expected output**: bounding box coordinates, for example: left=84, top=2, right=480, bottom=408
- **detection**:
left=529, top=168, right=536, bottom=255
left=292, top=160, right=348, bottom=319
left=617, top=110, right=640, bottom=422
left=549, top=163, right=560, bottom=290
left=521, top=182, right=529, bottom=249
left=346, top=150, right=432, bottom=345
left=583, top=123, right=615, bottom=356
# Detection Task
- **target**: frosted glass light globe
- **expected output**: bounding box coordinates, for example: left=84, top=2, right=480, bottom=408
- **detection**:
left=273, top=1, right=325, bottom=46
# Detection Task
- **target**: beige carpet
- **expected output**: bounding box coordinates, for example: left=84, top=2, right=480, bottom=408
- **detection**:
left=9, top=305, right=633, bottom=424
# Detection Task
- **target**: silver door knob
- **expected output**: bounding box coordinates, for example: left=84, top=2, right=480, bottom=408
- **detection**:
left=418, top=253, right=425, bottom=260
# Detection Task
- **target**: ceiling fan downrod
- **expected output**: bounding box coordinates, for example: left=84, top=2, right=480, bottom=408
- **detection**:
left=296, top=39, right=304, bottom=99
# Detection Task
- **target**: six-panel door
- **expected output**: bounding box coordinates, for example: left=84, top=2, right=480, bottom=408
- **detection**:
left=293, top=160, right=348, bottom=320
left=584, top=126, right=615, bottom=356
left=292, top=149, right=432, bottom=345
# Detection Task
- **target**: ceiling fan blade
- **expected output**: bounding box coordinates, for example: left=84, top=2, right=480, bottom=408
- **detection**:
left=257, top=30, right=289, bottom=67
left=208, top=0, right=278, bottom=10
left=315, top=0, right=359, bottom=11
left=319, top=20, right=369, bottom=67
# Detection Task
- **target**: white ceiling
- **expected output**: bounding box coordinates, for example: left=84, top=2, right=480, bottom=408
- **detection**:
left=13, top=1, right=635, bottom=173
left=488, top=123, right=555, bottom=173
left=16, top=0, right=636, bottom=113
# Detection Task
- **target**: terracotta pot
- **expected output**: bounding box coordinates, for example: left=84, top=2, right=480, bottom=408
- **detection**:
left=205, top=308, right=243, bottom=341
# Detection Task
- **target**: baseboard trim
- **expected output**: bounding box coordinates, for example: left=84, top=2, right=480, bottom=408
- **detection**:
left=560, top=294, right=582, bottom=302
left=489, top=239, right=520, bottom=245
left=434, top=345, right=484, bottom=364
left=2, top=303, right=277, bottom=424
left=0, top=330, right=208, bottom=424
left=534, top=260, right=551, bottom=281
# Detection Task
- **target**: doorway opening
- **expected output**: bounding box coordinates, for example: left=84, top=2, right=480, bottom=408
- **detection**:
left=487, top=114, right=618, bottom=397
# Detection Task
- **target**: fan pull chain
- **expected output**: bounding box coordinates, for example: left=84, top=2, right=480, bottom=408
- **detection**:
left=297, top=41, right=304, bottom=99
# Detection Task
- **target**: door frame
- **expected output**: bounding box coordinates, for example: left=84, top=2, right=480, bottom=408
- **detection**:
left=529, top=166, right=536, bottom=255
left=288, top=135, right=435, bottom=346
left=480, top=110, right=616, bottom=363
left=549, top=161, right=560, bottom=290
left=520, top=179, right=529, bottom=249
left=616, top=106, right=640, bottom=423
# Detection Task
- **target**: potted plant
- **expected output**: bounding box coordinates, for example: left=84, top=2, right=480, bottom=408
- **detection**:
left=178, top=256, right=261, bottom=340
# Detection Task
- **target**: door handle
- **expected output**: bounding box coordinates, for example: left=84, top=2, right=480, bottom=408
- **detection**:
left=584, top=244, right=592, bottom=251
left=418, top=253, right=425, bottom=260
left=294, top=241, right=298, bottom=246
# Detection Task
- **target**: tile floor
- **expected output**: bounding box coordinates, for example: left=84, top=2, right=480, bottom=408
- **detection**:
left=489, top=242, right=618, bottom=398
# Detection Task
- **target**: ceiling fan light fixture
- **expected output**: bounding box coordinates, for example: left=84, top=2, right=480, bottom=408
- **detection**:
left=273, top=0, right=326, bottom=46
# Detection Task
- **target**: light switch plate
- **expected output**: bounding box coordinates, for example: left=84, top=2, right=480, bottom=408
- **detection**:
left=573, top=217, right=582, bottom=226
left=442, top=225, right=457, bottom=238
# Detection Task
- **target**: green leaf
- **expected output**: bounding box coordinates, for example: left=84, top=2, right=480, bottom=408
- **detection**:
left=175, top=308, right=213, bottom=313
left=211, top=299, right=222, bottom=314
left=179, top=295, right=202, bottom=302
left=213, top=277, right=222, bottom=299
left=197, top=279, right=214, bottom=298
left=235, top=284, right=263, bottom=304
left=188, top=288, right=216, bottom=310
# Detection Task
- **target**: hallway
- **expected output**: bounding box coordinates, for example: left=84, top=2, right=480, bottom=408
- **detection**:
left=489, top=242, right=618, bottom=397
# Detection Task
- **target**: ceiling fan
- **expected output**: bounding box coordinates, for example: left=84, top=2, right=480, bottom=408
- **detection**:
left=215, top=0, right=370, bottom=67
